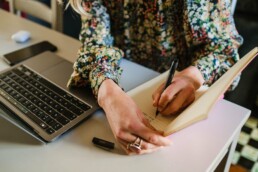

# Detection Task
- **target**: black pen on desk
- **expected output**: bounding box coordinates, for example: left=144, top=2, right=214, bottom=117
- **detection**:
left=155, top=58, right=179, bottom=117
left=92, top=137, right=115, bottom=150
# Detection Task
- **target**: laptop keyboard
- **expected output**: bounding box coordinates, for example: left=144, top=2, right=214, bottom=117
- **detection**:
left=0, top=65, right=91, bottom=135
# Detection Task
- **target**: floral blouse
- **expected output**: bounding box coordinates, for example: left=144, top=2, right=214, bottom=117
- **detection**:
left=67, top=0, right=243, bottom=97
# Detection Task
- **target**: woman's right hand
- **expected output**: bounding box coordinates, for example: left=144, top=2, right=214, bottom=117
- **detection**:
left=98, top=79, right=172, bottom=155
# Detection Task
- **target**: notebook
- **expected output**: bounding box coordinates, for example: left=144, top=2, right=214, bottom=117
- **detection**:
left=0, top=51, right=159, bottom=143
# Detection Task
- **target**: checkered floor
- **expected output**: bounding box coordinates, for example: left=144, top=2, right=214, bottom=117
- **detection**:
left=231, top=116, right=258, bottom=171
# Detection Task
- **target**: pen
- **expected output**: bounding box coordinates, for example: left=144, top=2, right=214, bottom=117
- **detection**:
left=155, top=57, right=179, bottom=117
left=92, top=137, right=115, bottom=150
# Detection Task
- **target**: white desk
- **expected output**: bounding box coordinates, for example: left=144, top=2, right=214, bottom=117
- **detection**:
left=0, top=9, right=250, bottom=172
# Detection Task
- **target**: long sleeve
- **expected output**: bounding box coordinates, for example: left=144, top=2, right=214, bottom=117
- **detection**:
left=186, top=0, right=243, bottom=90
left=67, top=0, right=124, bottom=97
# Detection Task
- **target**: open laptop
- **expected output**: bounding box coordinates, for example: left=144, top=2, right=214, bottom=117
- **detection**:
left=0, top=51, right=159, bottom=143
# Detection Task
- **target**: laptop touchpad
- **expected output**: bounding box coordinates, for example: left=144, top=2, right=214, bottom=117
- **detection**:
left=41, top=61, right=74, bottom=90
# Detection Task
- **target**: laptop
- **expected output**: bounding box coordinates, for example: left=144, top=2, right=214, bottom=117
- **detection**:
left=0, top=51, right=159, bottom=143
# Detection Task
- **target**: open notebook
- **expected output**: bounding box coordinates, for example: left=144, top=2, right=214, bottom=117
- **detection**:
left=127, top=47, right=258, bottom=136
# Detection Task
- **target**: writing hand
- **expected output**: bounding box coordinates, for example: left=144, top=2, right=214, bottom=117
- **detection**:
left=98, top=79, right=172, bottom=155
left=152, top=66, right=204, bottom=116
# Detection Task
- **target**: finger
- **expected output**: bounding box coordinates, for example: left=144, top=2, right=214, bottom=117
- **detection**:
left=137, top=111, right=159, bottom=131
left=181, top=92, right=195, bottom=108
left=157, top=81, right=182, bottom=111
left=161, top=86, right=195, bottom=115
left=117, top=135, right=142, bottom=154
left=117, top=137, right=163, bottom=155
left=118, top=137, right=158, bottom=151
left=115, top=113, right=169, bottom=150
left=135, top=147, right=163, bottom=155
left=117, top=131, right=161, bottom=150
left=141, top=113, right=156, bottom=130
left=117, top=138, right=131, bottom=154
left=116, top=129, right=157, bottom=150
left=131, top=125, right=172, bottom=147
left=132, top=146, right=163, bottom=155
left=152, top=83, right=165, bottom=107
left=136, top=109, right=152, bottom=128
left=116, top=130, right=138, bottom=143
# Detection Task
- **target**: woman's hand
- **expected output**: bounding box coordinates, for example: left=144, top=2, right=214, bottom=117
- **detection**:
left=98, top=79, right=172, bottom=155
left=152, top=66, right=204, bottom=116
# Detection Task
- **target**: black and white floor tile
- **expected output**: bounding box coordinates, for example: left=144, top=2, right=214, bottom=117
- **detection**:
left=232, top=116, right=258, bottom=171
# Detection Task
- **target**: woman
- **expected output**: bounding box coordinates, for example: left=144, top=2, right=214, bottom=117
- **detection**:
left=66, top=0, right=243, bottom=154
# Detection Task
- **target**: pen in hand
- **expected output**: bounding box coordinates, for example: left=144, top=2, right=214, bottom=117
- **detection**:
left=155, top=58, right=179, bottom=117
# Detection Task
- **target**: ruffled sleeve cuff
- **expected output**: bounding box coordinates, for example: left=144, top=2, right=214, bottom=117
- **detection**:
left=89, top=64, right=123, bottom=96
left=67, top=46, right=124, bottom=98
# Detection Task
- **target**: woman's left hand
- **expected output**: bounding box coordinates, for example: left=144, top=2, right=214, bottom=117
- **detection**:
left=152, top=66, right=204, bottom=116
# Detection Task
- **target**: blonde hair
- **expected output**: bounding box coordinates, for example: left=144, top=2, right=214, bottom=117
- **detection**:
left=60, top=0, right=91, bottom=17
